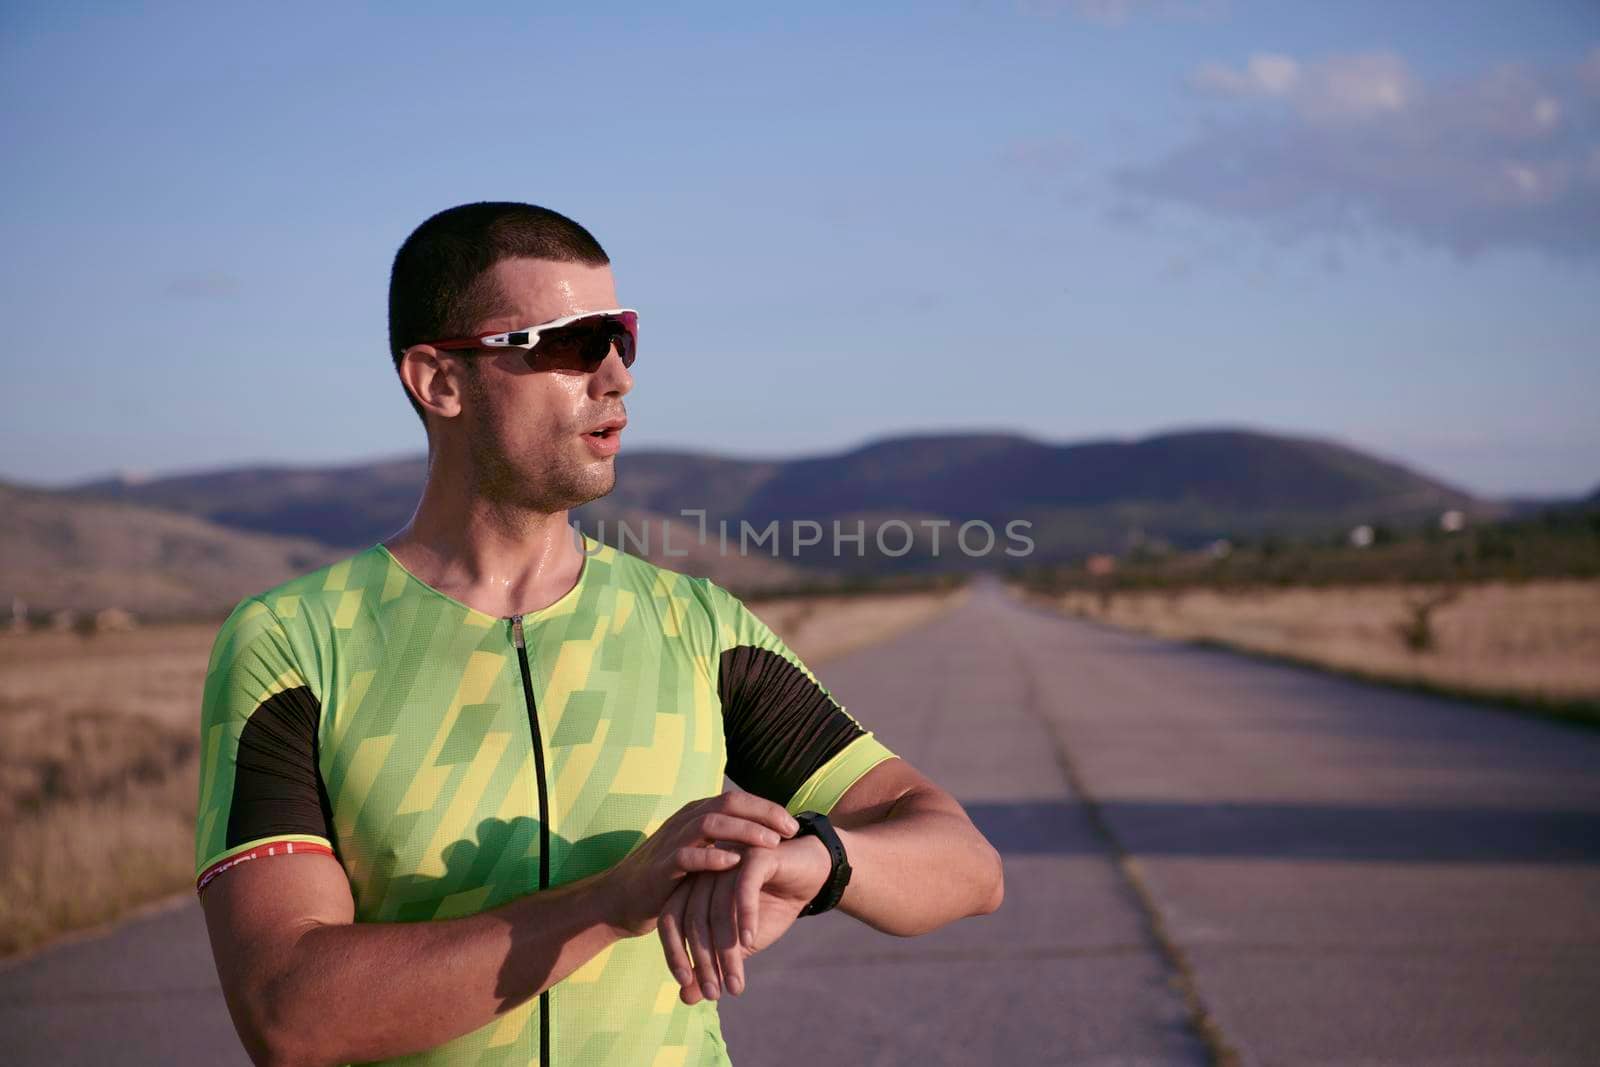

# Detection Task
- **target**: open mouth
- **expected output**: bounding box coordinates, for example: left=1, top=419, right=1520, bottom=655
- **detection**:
left=582, top=418, right=626, bottom=454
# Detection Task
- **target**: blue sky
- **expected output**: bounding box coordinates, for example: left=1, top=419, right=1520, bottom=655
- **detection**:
left=3, top=1, right=1597, bottom=496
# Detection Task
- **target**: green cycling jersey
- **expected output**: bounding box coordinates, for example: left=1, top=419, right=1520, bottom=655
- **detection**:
left=196, top=533, right=896, bottom=1066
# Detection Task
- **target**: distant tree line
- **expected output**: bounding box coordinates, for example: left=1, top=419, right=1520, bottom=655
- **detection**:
left=1013, top=503, right=1600, bottom=595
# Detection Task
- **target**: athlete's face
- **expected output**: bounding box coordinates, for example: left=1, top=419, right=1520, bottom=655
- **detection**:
left=453, top=257, right=633, bottom=512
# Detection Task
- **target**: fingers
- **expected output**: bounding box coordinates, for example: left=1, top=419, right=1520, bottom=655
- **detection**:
left=684, top=872, right=720, bottom=1001
left=692, top=812, right=784, bottom=851
left=673, top=846, right=742, bottom=875
left=710, top=868, right=745, bottom=995
left=735, top=853, right=764, bottom=953
left=704, top=791, right=801, bottom=839
left=658, top=878, right=695, bottom=993
left=617, top=794, right=785, bottom=939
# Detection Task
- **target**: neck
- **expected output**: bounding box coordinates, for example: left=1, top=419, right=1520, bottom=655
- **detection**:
left=382, top=447, right=588, bottom=619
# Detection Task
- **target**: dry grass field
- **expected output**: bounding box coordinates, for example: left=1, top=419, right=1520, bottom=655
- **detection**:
left=748, top=586, right=965, bottom=667
left=1028, top=579, right=1600, bottom=715
left=0, top=587, right=960, bottom=960
left=0, top=622, right=215, bottom=960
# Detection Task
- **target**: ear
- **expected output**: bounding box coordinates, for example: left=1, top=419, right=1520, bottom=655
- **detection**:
left=399, top=345, right=469, bottom=421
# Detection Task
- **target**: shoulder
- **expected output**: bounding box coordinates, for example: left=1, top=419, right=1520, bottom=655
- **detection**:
left=238, top=544, right=388, bottom=621
left=585, top=540, right=740, bottom=646
left=588, top=539, right=723, bottom=603
left=208, top=545, right=387, bottom=663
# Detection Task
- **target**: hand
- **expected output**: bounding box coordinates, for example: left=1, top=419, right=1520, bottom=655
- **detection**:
left=600, top=791, right=800, bottom=939
left=656, top=833, right=832, bottom=1004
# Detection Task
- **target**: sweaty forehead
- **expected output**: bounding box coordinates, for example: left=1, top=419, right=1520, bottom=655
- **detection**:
left=481, top=257, right=619, bottom=330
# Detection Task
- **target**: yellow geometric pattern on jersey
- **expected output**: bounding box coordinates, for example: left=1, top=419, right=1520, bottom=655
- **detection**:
left=196, top=535, right=896, bottom=1066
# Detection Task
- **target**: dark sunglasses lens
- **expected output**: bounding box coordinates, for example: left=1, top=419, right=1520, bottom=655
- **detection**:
left=527, top=314, right=637, bottom=371
left=613, top=313, right=637, bottom=368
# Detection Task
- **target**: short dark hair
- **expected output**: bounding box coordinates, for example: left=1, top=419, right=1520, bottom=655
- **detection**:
left=387, top=202, right=610, bottom=425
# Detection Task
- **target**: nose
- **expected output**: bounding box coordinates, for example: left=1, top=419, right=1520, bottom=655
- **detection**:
left=589, top=344, right=633, bottom=399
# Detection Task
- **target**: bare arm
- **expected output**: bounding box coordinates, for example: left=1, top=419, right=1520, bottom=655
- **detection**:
left=825, top=756, right=1005, bottom=936
left=661, top=757, right=1004, bottom=1003
left=203, top=853, right=619, bottom=1066
left=202, top=793, right=798, bottom=1066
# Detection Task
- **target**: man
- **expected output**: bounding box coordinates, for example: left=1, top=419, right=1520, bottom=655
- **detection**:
left=196, top=201, right=1003, bottom=1067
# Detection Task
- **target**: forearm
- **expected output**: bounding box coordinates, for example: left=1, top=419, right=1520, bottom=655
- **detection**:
left=251, top=873, right=625, bottom=1066
left=829, top=790, right=1004, bottom=937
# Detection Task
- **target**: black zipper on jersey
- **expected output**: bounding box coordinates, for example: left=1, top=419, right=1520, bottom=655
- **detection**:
left=510, top=613, right=553, bottom=1067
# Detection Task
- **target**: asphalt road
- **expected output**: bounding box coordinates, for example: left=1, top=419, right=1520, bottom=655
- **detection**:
left=3, top=578, right=1597, bottom=1065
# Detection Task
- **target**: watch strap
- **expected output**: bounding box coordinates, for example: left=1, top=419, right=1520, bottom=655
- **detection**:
left=793, top=810, right=851, bottom=916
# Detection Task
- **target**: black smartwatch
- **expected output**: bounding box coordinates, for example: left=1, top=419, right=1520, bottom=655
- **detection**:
left=792, top=810, right=851, bottom=916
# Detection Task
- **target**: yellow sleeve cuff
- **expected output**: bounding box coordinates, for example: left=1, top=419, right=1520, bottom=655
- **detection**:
left=786, top=735, right=897, bottom=816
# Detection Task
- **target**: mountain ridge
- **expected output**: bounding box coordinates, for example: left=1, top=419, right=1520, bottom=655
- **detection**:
left=59, top=427, right=1513, bottom=564
left=9, top=425, right=1587, bottom=617
left=0, top=480, right=345, bottom=620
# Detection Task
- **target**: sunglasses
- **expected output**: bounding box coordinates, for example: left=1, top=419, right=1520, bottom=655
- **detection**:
left=421, top=308, right=638, bottom=372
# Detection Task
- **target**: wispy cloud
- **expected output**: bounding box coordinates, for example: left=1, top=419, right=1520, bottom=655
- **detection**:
left=1116, top=47, right=1600, bottom=261
left=1190, top=52, right=1306, bottom=99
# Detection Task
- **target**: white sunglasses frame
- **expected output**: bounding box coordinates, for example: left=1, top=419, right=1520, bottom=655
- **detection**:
left=424, top=308, right=639, bottom=353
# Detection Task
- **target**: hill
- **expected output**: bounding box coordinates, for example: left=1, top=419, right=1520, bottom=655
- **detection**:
left=79, top=454, right=428, bottom=549
left=72, top=428, right=1501, bottom=571
left=0, top=482, right=344, bottom=621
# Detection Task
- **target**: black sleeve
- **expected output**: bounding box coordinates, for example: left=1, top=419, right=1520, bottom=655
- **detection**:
left=224, top=684, right=336, bottom=851
left=718, top=644, right=867, bottom=806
